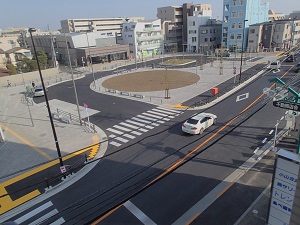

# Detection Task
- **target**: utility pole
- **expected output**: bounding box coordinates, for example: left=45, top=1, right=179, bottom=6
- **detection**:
left=48, top=25, right=58, bottom=71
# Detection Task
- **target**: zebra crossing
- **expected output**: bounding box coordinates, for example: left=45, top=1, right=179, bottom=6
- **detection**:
left=107, top=106, right=183, bottom=147
left=13, top=201, right=64, bottom=225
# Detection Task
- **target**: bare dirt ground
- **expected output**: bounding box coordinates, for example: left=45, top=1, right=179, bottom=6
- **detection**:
left=102, top=70, right=199, bottom=92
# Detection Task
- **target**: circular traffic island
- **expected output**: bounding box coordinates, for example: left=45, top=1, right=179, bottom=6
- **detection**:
left=102, top=70, right=199, bottom=92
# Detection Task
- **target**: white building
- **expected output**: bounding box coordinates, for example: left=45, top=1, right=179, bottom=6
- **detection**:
left=118, top=19, right=164, bottom=60
left=187, top=7, right=213, bottom=52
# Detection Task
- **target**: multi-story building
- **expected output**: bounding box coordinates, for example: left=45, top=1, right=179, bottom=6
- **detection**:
left=268, top=10, right=285, bottom=21
left=26, top=32, right=129, bottom=66
left=222, top=0, right=269, bottom=52
left=247, top=19, right=300, bottom=52
left=157, top=3, right=212, bottom=51
left=198, top=19, right=222, bottom=53
left=117, top=19, right=164, bottom=60
left=60, top=17, right=144, bottom=34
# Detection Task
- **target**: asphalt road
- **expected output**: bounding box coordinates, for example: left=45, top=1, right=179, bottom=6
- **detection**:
left=11, top=55, right=300, bottom=224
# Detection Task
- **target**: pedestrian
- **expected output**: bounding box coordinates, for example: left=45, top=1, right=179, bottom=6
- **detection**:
left=32, top=81, right=35, bottom=88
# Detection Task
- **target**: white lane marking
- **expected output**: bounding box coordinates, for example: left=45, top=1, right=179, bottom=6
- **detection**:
left=115, top=137, right=129, bottom=143
left=138, top=128, right=148, bottom=132
left=131, top=131, right=142, bottom=135
left=236, top=92, right=249, bottom=102
left=254, top=147, right=260, bottom=154
left=49, top=217, right=66, bottom=225
left=114, top=125, right=132, bottom=132
left=110, top=141, right=122, bottom=147
left=123, top=134, right=136, bottom=139
left=151, top=108, right=178, bottom=115
left=28, top=209, right=61, bottom=225
left=107, top=128, right=124, bottom=135
left=124, top=201, right=157, bottom=225
left=15, top=201, right=53, bottom=224
left=269, top=130, right=274, bottom=135
left=262, top=138, right=267, bottom=143
left=143, top=112, right=163, bottom=119
left=280, top=116, right=284, bottom=120
left=120, top=122, right=139, bottom=129
left=157, top=106, right=181, bottom=113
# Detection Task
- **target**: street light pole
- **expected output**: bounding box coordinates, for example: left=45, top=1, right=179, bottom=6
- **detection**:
left=64, top=32, right=82, bottom=125
left=238, top=19, right=248, bottom=84
left=86, top=32, right=96, bottom=88
left=28, top=28, right=64, bottom=169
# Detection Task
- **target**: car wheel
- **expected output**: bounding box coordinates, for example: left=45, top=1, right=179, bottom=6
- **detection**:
left=199, top=128, right=204, bottom=135
left=213, top=118, right=217, bottom=124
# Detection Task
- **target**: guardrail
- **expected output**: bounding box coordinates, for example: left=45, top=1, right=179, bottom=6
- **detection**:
left=55, top=108, right=97, bottom=133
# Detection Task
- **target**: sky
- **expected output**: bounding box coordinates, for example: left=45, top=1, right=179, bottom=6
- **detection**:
left=1, top=0, right=299, bottom=31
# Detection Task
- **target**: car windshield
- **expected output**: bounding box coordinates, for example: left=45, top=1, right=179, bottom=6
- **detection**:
left=35, top=87, right=43, bottom=92
left=186, top=118, right=199, bottom=124
left=271, top=62, right=278, bottom=65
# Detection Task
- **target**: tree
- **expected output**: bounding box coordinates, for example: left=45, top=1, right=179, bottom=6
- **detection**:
left=6, top=63, right=17, bottom=75
left=32, top=50, right=48, bottom=69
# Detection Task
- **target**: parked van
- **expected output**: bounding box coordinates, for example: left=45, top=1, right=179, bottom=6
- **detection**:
left=270, top=61, right=281, bottom=70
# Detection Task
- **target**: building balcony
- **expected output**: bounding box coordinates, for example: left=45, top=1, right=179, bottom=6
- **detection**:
left=137, top=35, right=163, bottom=41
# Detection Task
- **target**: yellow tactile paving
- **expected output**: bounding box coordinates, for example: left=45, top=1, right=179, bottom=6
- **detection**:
left=0, top=140, right=101, bottom=214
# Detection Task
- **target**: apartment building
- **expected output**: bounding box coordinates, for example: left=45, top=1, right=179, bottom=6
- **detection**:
left=222, top=0, right=269, bottom=52
left=117, top=19, right=164, bottom=60
left=247, top=19, right=300, bottom=52
left=198, top=20, right=222, bottom=53
left=60, top=17, right=144, bottom=34
left=268, top=10, right=285, bottom=21
left=157, top=3, right=212, bottom=51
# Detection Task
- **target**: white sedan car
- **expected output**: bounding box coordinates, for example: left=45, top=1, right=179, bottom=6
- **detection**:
left=34, top=86, right=45, bottom=97
left=182, top=113, right=217, bottom=135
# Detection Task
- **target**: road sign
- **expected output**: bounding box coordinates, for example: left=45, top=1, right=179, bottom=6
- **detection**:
left=60, top=166, right=66, bottom=173
left=273, top=101, right=300, bottom=111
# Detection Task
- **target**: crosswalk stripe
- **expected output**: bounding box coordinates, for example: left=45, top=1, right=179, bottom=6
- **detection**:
left=28, top=209, right=59, bottom=225
left=109, top=134, right=116, bottom=138
left=157, top=120, right=165, bottom=124
left=163, top=118, right=170, bottom=121
left=15, top=201, right=53, bottom=224
left=137, top=115, right=157, bottom=121
left=115, top=137, right=129, bottom=143
left=123, top=134, right=135, bottom=139
left=147, top=110, right=169, bottom=117
left=114, top=125, right=132, bottom=132
left=157, top=107, right=181, bottom=114
left=126, top=120, right=154, bottom=129
left=107, top=128, right=124, bottom=135
left=110, top=141, right=122, bottom=147
left=142, top=112, right=163, bottom=119
left=152, top=108, right=177, bottom=115
left=49, top=217, right=65, bottom=225
left=120, top=122, right=139, bottom=129
left=131, top=131, right=142, bottom=135
left=132, top=117, right=158, bottom=125
left=138, top=128, right=148, bottom=132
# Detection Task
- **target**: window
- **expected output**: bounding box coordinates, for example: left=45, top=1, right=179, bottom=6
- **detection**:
left=250, top=29, right=255, bottom=33
left=192, top=37, right=197, bottom=42
left=201, top=30, right=208, bottom=34
left=249, top=40, right=254, bottom=43
left=237, top=34, right=242, bottom=39
left=189, top=30, right=196, bottom=34
left=239, top=11, right=244, bottom=18
left=232, top=12, right=237, bottom=18
left=230, top=34, right=235, bottom=39
left=233, top=0, right=237, bottom=5
left=231, top=23, right=236, bottom=29
left=204, top=38, right=208, bottom=42
left=240, top=0, right=244, bottom=5
left=238, top=22, right=243, bottom=29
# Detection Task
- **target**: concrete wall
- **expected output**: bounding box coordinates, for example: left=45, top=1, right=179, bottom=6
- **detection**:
left=0, top=67, right=60, bottom=87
